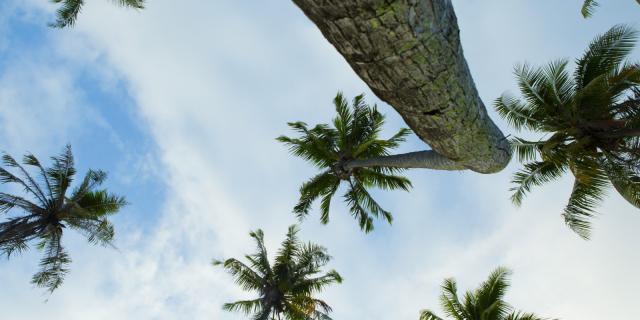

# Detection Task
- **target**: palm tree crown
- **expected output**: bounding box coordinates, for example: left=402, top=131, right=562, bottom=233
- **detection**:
left=0, top=145, right=126, bottom=293
left=495, top=24, right=640, bottom=239
left=214, top=225, right=342, bottom=320
left=50, top=0, right=145, bottom=28
left=420, top=267, right=547, bottom=320
left=277, top=92, right=412, bottom=232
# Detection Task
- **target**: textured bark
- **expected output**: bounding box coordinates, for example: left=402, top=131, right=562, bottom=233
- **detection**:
left=345, top=150, right=466, bottom=170
left=292, top=0, right=511, bottom=173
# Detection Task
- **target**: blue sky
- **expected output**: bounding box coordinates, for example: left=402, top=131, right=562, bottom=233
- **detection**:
left=0, top=1, right=639, bottom=319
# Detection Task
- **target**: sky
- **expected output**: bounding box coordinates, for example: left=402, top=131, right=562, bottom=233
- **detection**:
left=0, top=1, right=639, bottom=319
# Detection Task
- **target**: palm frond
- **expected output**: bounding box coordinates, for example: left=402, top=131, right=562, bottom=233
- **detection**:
left=419, top=310, right=444, bottom=320
left=31, top=230, right=70, bottom=293
left=0, top=193, right=41, bottom=214
left=510, top=161, right=566, bottom=206
left=50, top=0, right=85, bottom=28
left=73, top=189, right=127, bottom=217
left=581, top=0, right=599, bottom=18
left=356, top=168, right=412, bottom=191
left=563, top=168, right=609, bottom=239
left=1, top=153, right=48, bottom=207
left=50, top=0, right=145, bottom=28
left=344, top=180, right=392, bottom=232
left=214, top=258, right=264, bottom=291
left=575, top=25, right=637, bottom=89
left=506, top=312, right=545, bottom=320
left=23, top=153, right=55, bottom=201
left=46, top=145, right=76, bottom=204
left=222, top=299, right=263, bottom=315
left=439, top=278, right=468, bottom=320
left=293, top=172, right=340, bottom=220
left=475, top=267, right=513, bottom=319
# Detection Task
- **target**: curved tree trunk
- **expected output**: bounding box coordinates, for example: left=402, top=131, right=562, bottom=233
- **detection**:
left=345, top=150, right=466, bottom=170
left=292, top=0, right=511, bottom=173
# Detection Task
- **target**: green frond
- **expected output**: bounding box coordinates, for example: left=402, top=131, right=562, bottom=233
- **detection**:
left=50, top=0, right=145, bottom=28
left=22, top=153, right=54, bottom=200
left=510, top=161, right=566, bottom=206
left=439, top=278, right=468, bottom=320
left=604, top=157, right=640, bottom=208
left=293, top=172, right=340, bottom=220
left=1, top=153, right=48, bottom=207
left=563, top=169, right=609, bottom=239
left=420, top=310, right=444, bottom=320
left=31, top=231, right=70, bottom=293
left=74, top=189, right=127, bottom=217
left=581, top=0, right=598, bottom=18
left=275, top=225, right=301, bottom=267
left=216, top=258, right=264, bottom=291
left=475, top=267, right=513, bottom=319
left=506, top=312, right=545, bottom=320
left=355, top=168, right=412, bottom=191
left=345, top=180, right=392, bottom=232
left=222, top=299, right=263, bottom=315
left=575, top=24, right=637, bottom=89
left=0, top=192, right=41, bottom=214
left=319, top=183, right=339, bottom=225
left=513, top=63, right=557, bottom=114
left=494, top=94, right=545, bottom=132
left=542, top=59, right=574, bottom=107
left=509, top=138, right=544, bottom=162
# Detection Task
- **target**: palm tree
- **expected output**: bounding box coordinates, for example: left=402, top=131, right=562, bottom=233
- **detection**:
left=420, top=267, right=548, bottom=320
left=0, top=145, right=126, bottom=293
left=213, top=225, right=342, bottom=320
left=581, top=0, right=640, bottom=18
left=495, top=25, right=640, bottom=239
left=50, top=0, right=145, bottom=28
left=277, top=93, right=413, bottom=232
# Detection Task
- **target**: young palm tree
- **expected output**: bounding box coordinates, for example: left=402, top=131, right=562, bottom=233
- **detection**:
left=496, top=24, right=640, bottom=239
left=0, top=145, right=126, bottom=293
left=420, top=267, right=547, bottom=320
left=581, top=0, right=640, bottom=18
left=277, top=93, right=413, bottom=232
left=213, top=225, right=342, bottom=320
left=50, top=0, right=145, bottom=28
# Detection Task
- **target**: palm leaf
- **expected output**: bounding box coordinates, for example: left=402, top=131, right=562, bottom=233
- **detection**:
left=575, top=25, right=637, bottom=89
left=510, top=161, right=566, bottom=206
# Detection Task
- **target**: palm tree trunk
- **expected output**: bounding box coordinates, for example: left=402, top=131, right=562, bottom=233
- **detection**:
left=291, top=0, right=511, bottom=173
left=344, top=150, right=466, bottom=170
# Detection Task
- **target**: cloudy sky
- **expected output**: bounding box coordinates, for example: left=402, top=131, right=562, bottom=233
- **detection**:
left=0, top=1, right=639, bottom=319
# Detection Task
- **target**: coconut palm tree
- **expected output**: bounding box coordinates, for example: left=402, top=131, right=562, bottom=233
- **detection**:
left=213, top=225, right=342, bottom=320
left=496, top=25, right=640, bottom=239
left=0, top=145, right=126, bottom=293
left=50, top=0, right=144, bottom=28
left=277, top=93, right=413, bottom=232
left=581, top=0, right=640, bottom=18
left=420, top=267, right=548, bottom=320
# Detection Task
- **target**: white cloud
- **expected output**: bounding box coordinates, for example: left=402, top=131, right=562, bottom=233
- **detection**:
left=1, top=0, right=640, bottom=319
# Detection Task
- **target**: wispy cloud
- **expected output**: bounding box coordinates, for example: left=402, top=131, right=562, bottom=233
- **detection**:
left=0, top=0, right=639, bottom=319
